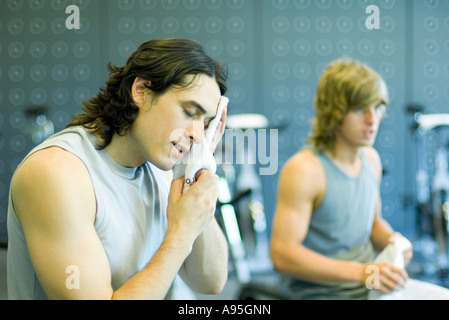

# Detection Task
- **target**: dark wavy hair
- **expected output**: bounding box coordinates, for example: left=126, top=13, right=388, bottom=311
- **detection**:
left=67, top=38, right=228, bottom=149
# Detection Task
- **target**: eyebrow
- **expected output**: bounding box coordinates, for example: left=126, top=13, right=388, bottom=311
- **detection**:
left=183, top=100, right=216, bottom=120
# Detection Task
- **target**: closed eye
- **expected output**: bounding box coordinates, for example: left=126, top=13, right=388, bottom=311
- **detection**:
left=183, top=109, right=195, bottom=118
left=181, top=100, right=215, bottom=129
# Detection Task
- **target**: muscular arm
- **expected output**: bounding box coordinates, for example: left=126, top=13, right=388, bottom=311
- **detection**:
left=270, top=150, right=366, bottom=284
left=12, top=148, right=114, bottom=299
left=179, top=219, right=228, bottom=294
left=11, top=148, right=224, bottom=300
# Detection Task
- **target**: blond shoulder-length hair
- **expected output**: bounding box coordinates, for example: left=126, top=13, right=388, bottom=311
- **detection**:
left=307, top=58, right=389, bottom=153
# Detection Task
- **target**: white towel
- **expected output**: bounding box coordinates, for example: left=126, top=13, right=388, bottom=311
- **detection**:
left=368, top=236, right=412, bottom=300
left=173, top=96, right=229, bottom=193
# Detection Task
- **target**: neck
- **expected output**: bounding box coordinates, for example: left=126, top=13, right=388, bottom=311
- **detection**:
left=327, top=139, right=360, bottom=164
left=326, top=140, right=363, bottom=177
left=97, top=131, right=144, bottom=168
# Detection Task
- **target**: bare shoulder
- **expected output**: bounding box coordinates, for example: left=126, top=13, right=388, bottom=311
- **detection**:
left=281, top=148, right=324, bottom=182
left=278, top=148, right=325, bottom=205
left=11, top=146, right=96, bottom=223
left=13, top=146, right=91, bottom=190
left=273, top=149, right=325, bottom=247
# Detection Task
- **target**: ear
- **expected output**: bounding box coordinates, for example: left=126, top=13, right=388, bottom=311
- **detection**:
left=131, top=77, right=150, bottom=107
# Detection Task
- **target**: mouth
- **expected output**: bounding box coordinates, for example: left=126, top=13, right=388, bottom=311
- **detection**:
left=363, top=130, right=376, bottom=139
left=172, top=143, right=189, bottom=159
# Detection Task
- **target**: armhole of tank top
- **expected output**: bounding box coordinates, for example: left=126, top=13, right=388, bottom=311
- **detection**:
left=62, top=154, right=107, bottom=233
left=360, top=149, right=378, bottom=183
left=8, top=143, right=67, bottom=224
left=29, top=142, right=107, bottom=232
left=303, top=148, right=327, bottom=213
left=92, top=182, right=106, bottom=233
left=52, top=148, right=108, bottom=233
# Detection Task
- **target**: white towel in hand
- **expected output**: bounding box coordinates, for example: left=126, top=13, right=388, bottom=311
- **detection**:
left=368, top=236, right=412, bottom=300
left=173, top=96, right=229, bottom=193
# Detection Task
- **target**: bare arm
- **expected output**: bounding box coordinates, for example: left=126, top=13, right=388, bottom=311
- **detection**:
left=364, top=147, right=396, bottom=251
left=270, top=150, right=366, bottom=284
left=179, top=219, right=228, bottom=294
left=12, top=148, right=115, bottom=299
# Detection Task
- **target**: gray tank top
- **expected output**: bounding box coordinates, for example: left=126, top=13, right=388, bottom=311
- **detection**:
left=7, top=126, right=169, bottom=299
left=287, top=148, right=377, bottom=300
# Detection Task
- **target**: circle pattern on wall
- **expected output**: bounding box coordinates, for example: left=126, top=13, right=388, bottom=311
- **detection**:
left=1, top=0, right=449, bottom=238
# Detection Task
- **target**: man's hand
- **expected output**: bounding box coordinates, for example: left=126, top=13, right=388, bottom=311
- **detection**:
left=166, top=170, right=219, bottom=244
left=363, top=262, right=408, bottom=294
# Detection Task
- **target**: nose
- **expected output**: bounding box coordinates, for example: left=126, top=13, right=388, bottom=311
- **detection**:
left=365, top=107, right=378, bottom=125
left=187, top=119, right=205, bottom=144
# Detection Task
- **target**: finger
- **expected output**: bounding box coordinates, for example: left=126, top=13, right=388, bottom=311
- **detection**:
left=380, top=275, right=398, bottom=293
left=211, top=107, right=227, bottom=144
left=195, top=169, right=208, bottom=181
left=385, top=267, right=407, bottom=289
left=379, top=284, right=393, bottom=294
left=214, top=121, right=224, bottom=142
left=390, top=265, right=408, bottom=284
left=197, top=170, right=218, bottom=183
left=210, top=121, right=225, bottom=153
left=194, top=171, right=219, bottom=191
left=220, top=106, right=227, bottom=133
left=169, top=177, right=184, bottom=203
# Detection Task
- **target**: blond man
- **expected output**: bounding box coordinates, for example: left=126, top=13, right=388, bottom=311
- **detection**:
left=271, top=58, right=449, bottom=299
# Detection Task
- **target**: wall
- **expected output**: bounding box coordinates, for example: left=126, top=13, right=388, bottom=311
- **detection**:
left=1, top=0, right=449, bottom=241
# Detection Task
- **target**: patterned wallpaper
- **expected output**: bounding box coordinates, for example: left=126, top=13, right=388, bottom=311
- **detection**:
left=1, top=0, right=449, bottom=241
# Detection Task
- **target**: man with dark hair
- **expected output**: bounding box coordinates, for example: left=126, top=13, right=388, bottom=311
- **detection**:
left=7, top=38, right=229, bottom=300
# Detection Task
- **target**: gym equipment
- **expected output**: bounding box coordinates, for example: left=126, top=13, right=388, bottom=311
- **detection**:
left=410, top=106, right=449, bottom=275
left=215, top=113, right=289, bottom=299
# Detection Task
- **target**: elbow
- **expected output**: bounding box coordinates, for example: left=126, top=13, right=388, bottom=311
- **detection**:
left=209, top=277, right=227, bottom=295
left=197, top=271, right=228, bottom=295
left=270, top=244, right=287, bottom=274
left=208, top=271, right=228, bottom=295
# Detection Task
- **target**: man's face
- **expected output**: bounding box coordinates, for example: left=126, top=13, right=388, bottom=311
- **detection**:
left=131, top=74, right=221, bottom=170
left=337, top=100, right=386, bottom=148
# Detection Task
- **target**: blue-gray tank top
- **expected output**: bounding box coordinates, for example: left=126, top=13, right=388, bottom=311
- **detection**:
left=287, top=148, right=377, bottom=300
left=7, top=126, right=169, bottom=299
